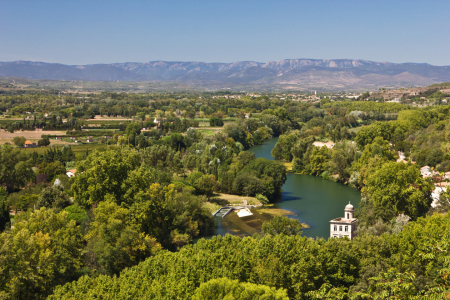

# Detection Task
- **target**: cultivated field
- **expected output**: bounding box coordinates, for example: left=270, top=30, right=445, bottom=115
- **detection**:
left=0, top=129, right=67, bottom=144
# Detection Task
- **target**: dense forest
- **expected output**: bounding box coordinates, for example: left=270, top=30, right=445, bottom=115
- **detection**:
left=1, top=88, right=450, bottom=299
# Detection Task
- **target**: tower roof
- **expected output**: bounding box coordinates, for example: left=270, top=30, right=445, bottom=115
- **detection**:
left=345, top=202, right=354, bottom=210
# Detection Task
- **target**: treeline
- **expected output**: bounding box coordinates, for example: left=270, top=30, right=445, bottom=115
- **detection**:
left=48, top=212, right=450, bottom=299
left=1, top=91, right=337, bottom=128
left=323, top=100, right=415, bottom=113
left=3, top=116, right=82, bottom=132
left=0, top=92, right=293, bottom=120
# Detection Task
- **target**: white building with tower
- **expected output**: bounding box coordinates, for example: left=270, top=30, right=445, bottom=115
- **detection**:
left=330, top=202, right=358, bottom=240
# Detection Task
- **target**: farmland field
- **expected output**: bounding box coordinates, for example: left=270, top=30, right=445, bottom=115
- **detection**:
left=0, top=129, right=67, bottom=144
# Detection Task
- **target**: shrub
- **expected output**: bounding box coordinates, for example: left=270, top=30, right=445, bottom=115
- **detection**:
left=256, top=194, right=269, bottom=205
left=12, top=136, right=26, bottom=147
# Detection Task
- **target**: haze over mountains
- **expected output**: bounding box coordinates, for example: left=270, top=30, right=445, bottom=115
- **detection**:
left=1, top=59, right=449, bottom=91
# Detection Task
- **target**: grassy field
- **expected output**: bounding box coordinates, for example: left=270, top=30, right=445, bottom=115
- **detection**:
left=196, top=128, right=222, bottom=136
left=206, top=193, right=263, bottom=214
left=283, top=162, right=293, bottom=172
left=256, top=207, right=295, bottom=216
left=348, top=126, right=363, bottom=133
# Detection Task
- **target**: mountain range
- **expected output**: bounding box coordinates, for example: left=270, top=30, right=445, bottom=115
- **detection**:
left=1, top=59, right=449, bottom=91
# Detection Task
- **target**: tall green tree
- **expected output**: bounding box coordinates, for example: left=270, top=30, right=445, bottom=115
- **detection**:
left=309, top=146, right=331, bottom=176
left=0, top=188, right=10, bottom=232
left=72, top=149, right=154, bottom=208
left=193, top=174, right=217, bottom=199
left=36, top=185, right=71, bottom=212
left=125, top=122, right=142, bottom=146
left=0, top=145, right=34, bottom=192
left=0, top=208, right=83, bottom=299
left=271, top=130, right=302, bottom=161
left=262, top=215, right=303, bottom=236
left=85, top=200, right=161, bottom=276
left=12, top=136, right=26, bottom=147
left=129, top=183, right=213, bottom=249
left=37, top=161, right=66, bottom=182
left=363, top=161, right=433, bottom=221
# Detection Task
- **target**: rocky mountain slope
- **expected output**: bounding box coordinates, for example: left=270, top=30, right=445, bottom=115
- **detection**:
left=0, top=59, right=449, bottom=90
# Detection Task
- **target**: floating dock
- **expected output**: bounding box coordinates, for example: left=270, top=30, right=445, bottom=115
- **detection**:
left=212, top=206, right=254, bottom=218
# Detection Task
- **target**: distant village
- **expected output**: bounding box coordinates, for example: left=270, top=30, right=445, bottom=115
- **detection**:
left=210, top=84, right=450, bottom=106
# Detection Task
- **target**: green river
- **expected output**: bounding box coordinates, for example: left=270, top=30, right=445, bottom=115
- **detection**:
left=208, top=137, right=361, bottom=239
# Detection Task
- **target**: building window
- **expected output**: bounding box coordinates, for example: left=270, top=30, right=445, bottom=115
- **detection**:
left=334, top=225, right=337, bottom=231
left=339, top=226, right=342, bottom=231
left=345, top=226, right=348, bottom=232
left=347, top=213, right=349, bottom=219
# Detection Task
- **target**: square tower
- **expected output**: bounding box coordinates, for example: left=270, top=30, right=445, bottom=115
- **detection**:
left=330, top=202, right=358, bottom=240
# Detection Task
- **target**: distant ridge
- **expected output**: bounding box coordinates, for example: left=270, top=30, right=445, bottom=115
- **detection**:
left=1, top=59, right=449, bottom=90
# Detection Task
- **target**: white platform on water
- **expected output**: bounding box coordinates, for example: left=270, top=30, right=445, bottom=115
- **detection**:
left=236, top=208, right=253, bottom=218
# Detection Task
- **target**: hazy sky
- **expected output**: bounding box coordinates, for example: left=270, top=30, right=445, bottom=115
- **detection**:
left=1, top=0, right=449, bottom=65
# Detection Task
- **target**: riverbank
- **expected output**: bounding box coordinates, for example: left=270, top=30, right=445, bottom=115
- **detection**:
left=205, top=193, right=263, bottom=214
left=257, top=206, right=310, bottom=228
left=249, top=137, right=361, bottom=238
left=204, top=137, right=360, bottom=239
left=206, top=193, right=301, bottom=220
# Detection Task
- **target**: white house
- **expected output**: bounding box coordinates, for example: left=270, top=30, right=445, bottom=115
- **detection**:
left=66, top=169, right=76, bottom=178
left=330, top=202, right=358, bottom=240
left=312, top=141, right=335, bottom=149
left=420, top=166, right=433, bottom=178
left=431, top=186, right=447, bottom=208
left=396, top=151, right=409, bottom=163
left=153, top=117, right=167, bottom=124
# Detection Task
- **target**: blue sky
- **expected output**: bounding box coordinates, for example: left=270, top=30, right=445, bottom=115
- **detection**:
left=1, top=0, right=449, bottom=65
